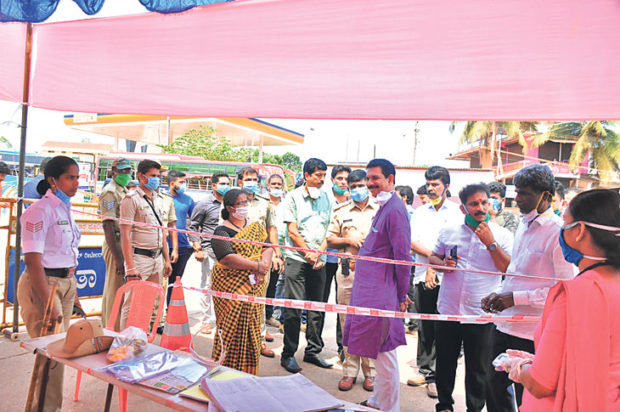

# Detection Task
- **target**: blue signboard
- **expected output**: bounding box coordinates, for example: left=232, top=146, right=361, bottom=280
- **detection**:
left=7, top=247, right=106, bottom=304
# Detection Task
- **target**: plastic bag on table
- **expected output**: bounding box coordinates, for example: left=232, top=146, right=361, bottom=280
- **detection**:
left=106, top=326, right=147, bottom=362
left=99, top=350, right=193, bottom=383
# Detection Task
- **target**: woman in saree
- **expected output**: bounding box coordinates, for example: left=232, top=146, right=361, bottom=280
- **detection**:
left=501, top=189, right=620, bottom=411
left=210, top=189, right=273, bottom=374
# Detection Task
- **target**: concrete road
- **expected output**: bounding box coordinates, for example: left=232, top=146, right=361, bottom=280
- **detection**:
left=0, top=256, right=472, bottom=411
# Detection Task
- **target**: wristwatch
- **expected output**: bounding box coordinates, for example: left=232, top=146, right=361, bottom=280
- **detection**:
left=487, top=242, right=498, bottom=252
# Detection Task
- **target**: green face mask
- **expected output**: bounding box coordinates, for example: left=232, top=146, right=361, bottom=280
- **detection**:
left=465, top=212, right=491, bottom=228
left=115, top=173, right=131, bottom=187
left=333, top=183, right=348, bottom=196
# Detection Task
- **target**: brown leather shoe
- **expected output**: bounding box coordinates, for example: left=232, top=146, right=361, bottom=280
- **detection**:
left=407, top=372, right=426, bottom=386
left=338, top=376, right=356, bottom=391
left=265, top=331, right=274, bottom=342
left=260, top=343, right=275, bottom=358
left=362, top=376, right=375, bottom=392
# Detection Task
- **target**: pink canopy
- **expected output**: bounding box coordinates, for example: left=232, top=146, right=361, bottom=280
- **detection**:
left=3, top=0, right=620, bottom=119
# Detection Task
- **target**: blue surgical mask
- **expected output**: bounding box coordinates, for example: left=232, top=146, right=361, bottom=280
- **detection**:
left=216, top=184, right=230, bottom=195
left=559, top=221, right=610, bottom=265
left=243, top=181, right=260, bottom=194
left=490, top=198, right=502, bottom=212
left=55, top=189, right=71, bottom=204
left=269, top=188, right=283, bottom=198
left=145, top=176, right=160, bottom=191
left=176, top=183, right=186, bottom=194
left=350, top=187, right=369, bottom=203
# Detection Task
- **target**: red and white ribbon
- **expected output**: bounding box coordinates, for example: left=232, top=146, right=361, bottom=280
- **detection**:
left=178, top=284, right=539, bottom=324
left=72, top=208, right=562, bottom=282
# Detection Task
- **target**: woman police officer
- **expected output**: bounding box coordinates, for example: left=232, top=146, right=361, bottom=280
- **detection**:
left=18, top=155, right=82, bottom=412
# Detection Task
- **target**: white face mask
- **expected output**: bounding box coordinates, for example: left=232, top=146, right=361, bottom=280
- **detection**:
left=375, top=190, right=394, bottom=206
left=232, top=206, right=249, bottom=220
left=307, top=186, right=321, bottom=199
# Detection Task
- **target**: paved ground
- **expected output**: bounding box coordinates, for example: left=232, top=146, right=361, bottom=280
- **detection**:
left=0, top=257, right=472, bottom=411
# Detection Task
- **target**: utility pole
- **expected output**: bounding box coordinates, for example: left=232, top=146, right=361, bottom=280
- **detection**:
left=413, top=121, right=420, bottom=166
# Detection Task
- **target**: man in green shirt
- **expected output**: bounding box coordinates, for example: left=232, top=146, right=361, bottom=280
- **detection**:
left=281, top=158, right=333, bottom=374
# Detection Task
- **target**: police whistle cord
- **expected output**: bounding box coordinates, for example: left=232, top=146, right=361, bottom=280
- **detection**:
left=172, top=283, right=539, bottom=324
left=72, top=209, right=560, bottom=282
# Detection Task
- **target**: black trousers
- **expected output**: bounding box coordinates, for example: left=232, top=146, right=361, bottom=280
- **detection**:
left=317, top=262, right=343, bottom=351
left=265, top=268, right=280, bottom=320
left=486, top=328, right=535, bottom=412
left=435, top=321, right=495, bottom=412
left=415, top=282, right=439, bottom=381
left=406, top=267, right=419, bottom=329
left=166, top=247, right=193, bottom=306
left=282, top=259, right=326, bottom=358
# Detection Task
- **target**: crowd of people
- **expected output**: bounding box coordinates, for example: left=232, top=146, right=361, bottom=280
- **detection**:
left=16, top=154, right=619, bottom=412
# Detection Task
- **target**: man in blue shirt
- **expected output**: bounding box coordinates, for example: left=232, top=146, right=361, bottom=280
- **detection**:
left=164, top=170, right=195, bottom=305
left=23, top=157, right=50, bottom=200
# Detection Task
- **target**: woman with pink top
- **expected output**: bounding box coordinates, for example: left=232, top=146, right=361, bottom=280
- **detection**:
left=501, top=188, right=619, bottom=411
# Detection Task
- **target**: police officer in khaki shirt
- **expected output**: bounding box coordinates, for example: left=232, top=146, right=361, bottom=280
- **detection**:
left=99, top=157, right=132, bottom=329
left=119, top=160, right=172, bottom=328
left=326, top=169, right=378, bottom=392
left=237, top=167, right=281, bottom=357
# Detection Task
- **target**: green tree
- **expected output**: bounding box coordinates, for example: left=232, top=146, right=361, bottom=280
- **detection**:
left=158, top=126, right=253, bottom=162
left=449, top=121, right=538, bottom=168
left=0, top=136, right=12, bottom=149
left=533, top=121, right=620, bottom=185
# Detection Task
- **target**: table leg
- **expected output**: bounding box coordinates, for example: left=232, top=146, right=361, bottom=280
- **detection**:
left=104, top=383, right=114, bottom=412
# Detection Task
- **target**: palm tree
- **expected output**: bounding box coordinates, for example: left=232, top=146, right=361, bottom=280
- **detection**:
left=533, top=121, right=620, bottom=185
left=449, top=121, right=538, bottom=168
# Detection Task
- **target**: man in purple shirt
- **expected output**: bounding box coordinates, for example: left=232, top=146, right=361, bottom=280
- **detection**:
left=343, top=159, right=412, bottom=412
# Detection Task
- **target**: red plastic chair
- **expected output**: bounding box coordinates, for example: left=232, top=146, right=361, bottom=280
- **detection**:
left=74, top=281, right=165, bottom=412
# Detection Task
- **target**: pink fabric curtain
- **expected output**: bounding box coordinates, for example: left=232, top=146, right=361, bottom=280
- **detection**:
left=10, top=0, right=620, bottom=119
left=0, top=23, right=26, bottom=103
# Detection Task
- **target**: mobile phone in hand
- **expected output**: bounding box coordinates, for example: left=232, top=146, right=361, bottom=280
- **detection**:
left=450, top=246, right=458, bottom=260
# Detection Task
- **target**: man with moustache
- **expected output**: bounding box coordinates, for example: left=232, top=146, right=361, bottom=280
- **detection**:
left=408, top=166, right=463, bottom=398
left=429, top=183, right=513, bottom=412
left=343, top=159, right=412, bottom=412
left=280, top=158, right=333, bottom=374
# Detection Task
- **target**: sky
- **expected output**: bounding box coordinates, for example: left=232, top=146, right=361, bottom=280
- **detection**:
left=0, top=0, right=468, bottom=168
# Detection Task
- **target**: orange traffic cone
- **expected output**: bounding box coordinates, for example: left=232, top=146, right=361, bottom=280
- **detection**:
left=160, top=278, right=192, bottom=351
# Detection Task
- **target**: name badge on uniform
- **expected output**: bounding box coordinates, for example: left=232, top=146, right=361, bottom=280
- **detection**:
left=343, top=219, right=353, bottom=223
left=57, top=220, right=69, bottom=225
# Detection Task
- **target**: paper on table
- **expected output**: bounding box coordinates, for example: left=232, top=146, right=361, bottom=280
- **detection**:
left=179, top=370, right=247, bottom=404
left=201, top=373, right=343, bottom=412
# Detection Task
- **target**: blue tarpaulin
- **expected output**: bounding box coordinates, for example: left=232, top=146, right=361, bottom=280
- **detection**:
left=0, top=0, right=232, bottom=23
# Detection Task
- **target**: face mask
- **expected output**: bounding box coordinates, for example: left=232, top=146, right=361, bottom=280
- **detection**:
left=428, top=187, right=446, bottom=206
left=269, top=188, right=283, bottom=198
left=333, top=183, right=347, bottom=196
left=215, top=184, right=230, bottom=195
left=114, top=173, right=131, bottom=187
left=554, top=209, right=561, bottom=217
left=144, top=176, right=160, bottom=191
left=559, top=221, right=619, bottom=265
left=375, top=190, right=393, bottom=206
left=55, top=188, right=72, bottom=204
left=307, top=186, right=321, bottom=200
left=243, top=181, right=260, bottom=194
left=465, top=212, right=491, bottom=228
left=232, top=205, right=249, bottom=220
left=350, top=187, right=369, bottom=203
left=175, top=183, right=186, bottom=194
left=521, top=192, right=547, bottom=223
left=490, top=198, right=502, bottom=212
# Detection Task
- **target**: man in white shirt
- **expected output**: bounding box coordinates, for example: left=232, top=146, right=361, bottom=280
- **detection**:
left=482, top=164, right=574, bottom=411
left=430, top=183, right=513, bottom=412
left=408, top=166, right=463, bottom=398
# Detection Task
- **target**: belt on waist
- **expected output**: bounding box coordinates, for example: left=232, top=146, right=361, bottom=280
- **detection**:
left=44, top=268, right=74, bottom=278
left=134, top=247, right=162, bottom=258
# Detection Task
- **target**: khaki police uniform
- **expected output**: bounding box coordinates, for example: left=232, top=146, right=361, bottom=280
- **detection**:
left=247, top=194, right=277, bottom=339
left=18, top=189, right=81, bottom=412
left=98, top=179, right=127, bottom=329
left=327, top=199, right=378, bottom=379
left=160, top=191, right=176, bottom=323
left=119, top=186, right=166, bottom=329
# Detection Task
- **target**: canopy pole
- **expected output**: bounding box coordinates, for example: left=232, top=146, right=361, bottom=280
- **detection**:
left=258, top=136, right=264, bottom=163
left=13, top=23, right=33, bottom=333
